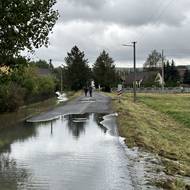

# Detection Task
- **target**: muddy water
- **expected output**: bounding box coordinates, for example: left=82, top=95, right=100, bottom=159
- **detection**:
left=0, top=114, right=134, bottom=190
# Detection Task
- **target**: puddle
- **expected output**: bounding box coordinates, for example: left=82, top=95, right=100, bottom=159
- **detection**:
left=0, top=113, right=134, bottom=190
left=0, top=112, right=169, bottom=190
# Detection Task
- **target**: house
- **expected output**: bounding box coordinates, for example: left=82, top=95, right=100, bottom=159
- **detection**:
left=125, top=71, right=163, bottom=87
left=116, top=67, right=143, bottom=81
left=117, top=65, right=190, bottom=87
left=36, top=68, right=52, bottom=76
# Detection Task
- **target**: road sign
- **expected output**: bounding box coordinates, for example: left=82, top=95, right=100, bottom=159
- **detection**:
left=117, top=84, right=123, bottom=96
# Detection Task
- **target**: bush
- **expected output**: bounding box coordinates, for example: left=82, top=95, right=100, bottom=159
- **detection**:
left=15, top=67, right=56, bottom=103
left=37, top=75, right=56, bottom=98
left=0, top=65, right=56, bottom=112
left=0, top=83, right=25, bottom=112
left=21, top=68, right=39, bottom=100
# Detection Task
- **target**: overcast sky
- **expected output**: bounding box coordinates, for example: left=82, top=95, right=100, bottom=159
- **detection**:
left=30, top=0, right=190, bottom=67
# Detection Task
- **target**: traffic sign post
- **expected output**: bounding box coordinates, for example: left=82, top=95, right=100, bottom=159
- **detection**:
left=117, top=84, right=123, bottom=102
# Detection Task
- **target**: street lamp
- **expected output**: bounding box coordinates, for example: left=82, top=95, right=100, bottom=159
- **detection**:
left=122, top=42, right=137, bottom=102
left=60, top=64, right=64, bottom=93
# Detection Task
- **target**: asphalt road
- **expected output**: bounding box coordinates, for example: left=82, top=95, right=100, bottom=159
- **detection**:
left=27, top=92, right=113, bottom=123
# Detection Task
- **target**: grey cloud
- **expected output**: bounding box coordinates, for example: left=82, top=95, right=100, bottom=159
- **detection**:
left=66, top=0, right=106, bottom=9
left=31, top=0, right=190, bottom=67
left=57, top=0, right=188, bottom=26
left=33, top=18, right=190, bottom=68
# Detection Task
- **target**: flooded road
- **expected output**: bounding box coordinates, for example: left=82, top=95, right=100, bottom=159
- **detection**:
left=0, top=113, right=134, bottom=190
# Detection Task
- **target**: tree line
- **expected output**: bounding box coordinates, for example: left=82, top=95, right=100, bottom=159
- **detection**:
left=0, top=0, right=118, bottom=114
left=0, top=45, right=119, bottom=113
left=57, top=46, right=119, bottom=92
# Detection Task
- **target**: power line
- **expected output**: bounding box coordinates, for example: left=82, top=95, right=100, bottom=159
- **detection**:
left=143, top=0, right=167, bottom=26
left=154, top=0, right=177, bottom=25
left=136, top=0, right=177, bottom=42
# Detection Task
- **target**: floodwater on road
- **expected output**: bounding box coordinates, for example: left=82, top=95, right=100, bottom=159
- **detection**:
left=0, top=113, right=134, bottom=190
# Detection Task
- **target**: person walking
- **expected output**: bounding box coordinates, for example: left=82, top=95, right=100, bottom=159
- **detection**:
left=84, top=86, right=88, bottom=97
left=89, top=86, right=93, bottom=97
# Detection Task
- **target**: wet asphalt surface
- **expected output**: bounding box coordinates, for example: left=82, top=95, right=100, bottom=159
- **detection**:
left=27, top=92, right=113, bottom=123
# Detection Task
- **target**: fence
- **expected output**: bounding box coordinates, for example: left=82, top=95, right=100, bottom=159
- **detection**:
left=112, top=87, right=190, bottom=93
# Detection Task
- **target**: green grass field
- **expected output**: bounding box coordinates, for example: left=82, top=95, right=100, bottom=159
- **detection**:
left=139, top=94, right=190, bottom=128
left=108, top=92, right=190, bottom=189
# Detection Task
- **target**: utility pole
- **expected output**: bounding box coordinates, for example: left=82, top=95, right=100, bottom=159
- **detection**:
left=60, top=67, right=63, bottom=93
left=122, top=41, right=137, bottom=102
left=161, top=49, right=165, bottom=92
left=133, top=42, right=137, bottom=102
left=49, top=59, right=53, bottom=70
left=49, top=59, right=52, bottom=65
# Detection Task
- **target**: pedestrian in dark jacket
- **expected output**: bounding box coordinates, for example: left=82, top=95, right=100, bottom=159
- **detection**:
left=84, top=87, right=88, bottom=97
left=89, top=86, right=93, bottom=97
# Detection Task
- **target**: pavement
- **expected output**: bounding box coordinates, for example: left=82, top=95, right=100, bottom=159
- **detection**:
left=27, top=92, right=113, bottom=123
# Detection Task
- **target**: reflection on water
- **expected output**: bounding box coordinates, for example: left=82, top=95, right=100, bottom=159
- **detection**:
left=66, top=114, right=89, bottom=139
left=0, top=154, right=31, bottom=190
left=0, top=122, right=36, bottom=153
left=0, top=114, right=133, bottom=190
left=0, top=122, right=37, bottom=190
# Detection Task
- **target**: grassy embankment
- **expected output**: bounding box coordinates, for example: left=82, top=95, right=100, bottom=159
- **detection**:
left=108, top=93, right=190, bottom=189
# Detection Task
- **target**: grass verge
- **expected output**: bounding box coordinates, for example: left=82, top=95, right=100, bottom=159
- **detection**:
left=107, top=92, right=190, bottom=189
